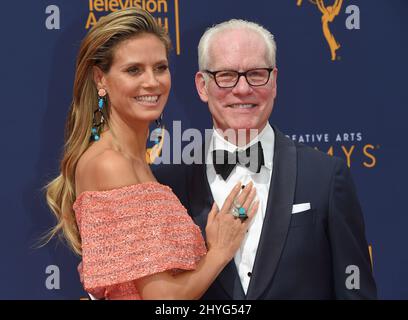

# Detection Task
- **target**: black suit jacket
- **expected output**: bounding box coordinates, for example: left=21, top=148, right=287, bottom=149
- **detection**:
left=153, top=126, right=377, bottom=299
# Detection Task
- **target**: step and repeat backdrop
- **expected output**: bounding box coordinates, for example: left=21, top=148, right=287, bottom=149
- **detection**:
left=1, top=0, right=407, bottom=299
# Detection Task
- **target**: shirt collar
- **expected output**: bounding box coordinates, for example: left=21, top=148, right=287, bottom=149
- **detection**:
left=208, top=123, right=274, bottom=170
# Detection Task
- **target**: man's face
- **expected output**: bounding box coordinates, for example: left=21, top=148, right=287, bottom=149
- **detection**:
left=195, top=29, right=277, bottom=134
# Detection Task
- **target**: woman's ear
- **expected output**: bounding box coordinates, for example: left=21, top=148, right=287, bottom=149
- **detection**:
left=93, top=66, right=106, bottom=89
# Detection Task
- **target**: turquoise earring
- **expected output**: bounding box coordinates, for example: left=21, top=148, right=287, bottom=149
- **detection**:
left=151, top=113, right=164, bottom=145
left=91, top=88, right=106, bottom=141
left=146, top=113, right=165, bottom=164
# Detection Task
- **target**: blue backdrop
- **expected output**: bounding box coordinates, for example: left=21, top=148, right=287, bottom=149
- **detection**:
left=1, top=0, right=407, bottom=299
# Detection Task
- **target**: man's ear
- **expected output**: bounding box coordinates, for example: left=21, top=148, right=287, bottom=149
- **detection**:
left=272, top=67, right=278, bottom=99
left=93, top=66, right=106, bottom=89
left=195, top=72, right=209, bottom=103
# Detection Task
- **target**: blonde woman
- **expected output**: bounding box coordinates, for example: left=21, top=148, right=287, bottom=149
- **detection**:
left=45, top=8, right=258, bottom=300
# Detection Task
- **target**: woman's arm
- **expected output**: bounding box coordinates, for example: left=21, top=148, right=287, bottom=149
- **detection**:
left=76, top=151, right=258, bottom=299
left=136, top=182, right=258, bottom=300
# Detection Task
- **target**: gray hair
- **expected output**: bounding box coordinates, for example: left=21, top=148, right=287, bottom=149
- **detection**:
left=198, top=19, right=277, bottom=71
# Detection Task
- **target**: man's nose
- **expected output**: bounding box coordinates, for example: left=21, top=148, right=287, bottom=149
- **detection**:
left=232, top=74, right=252, bottom=95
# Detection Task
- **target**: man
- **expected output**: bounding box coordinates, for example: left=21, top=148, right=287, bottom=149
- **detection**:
left=155, top=19, right=377, bottom=299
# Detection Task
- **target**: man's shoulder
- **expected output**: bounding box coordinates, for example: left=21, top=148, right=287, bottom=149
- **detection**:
left=152, top=162, right=189, bottom=176
left=274, top=128, right=343, bottom=169
left=294, top=142, right=346, bottom=170
left=152, top=163, right=191, bottom=188
left=288, top=142, right=353, bottom=198
left=152, top=163, right=192, bottom=207
left=295, top=142, right=339, bottom=162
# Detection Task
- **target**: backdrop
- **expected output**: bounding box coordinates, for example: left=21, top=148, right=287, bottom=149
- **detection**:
left=1, top=0, right=407, bottom=299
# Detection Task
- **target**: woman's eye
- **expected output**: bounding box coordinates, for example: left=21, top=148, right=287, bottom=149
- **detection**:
left=127, top=67, right=140, bottom=74
left=156, top=65, right=169, bottom=73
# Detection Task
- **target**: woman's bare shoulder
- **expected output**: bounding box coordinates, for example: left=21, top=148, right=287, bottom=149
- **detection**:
left=76, top=147, right=139, bottom=194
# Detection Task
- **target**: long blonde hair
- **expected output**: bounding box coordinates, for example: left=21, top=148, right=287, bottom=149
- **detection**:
left=45, top=8, right=171, bottom=255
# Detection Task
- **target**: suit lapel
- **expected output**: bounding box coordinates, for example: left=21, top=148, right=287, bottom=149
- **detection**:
left=246, top=126, right=297, bottom=299
left=186, top=162, right=214, bottom=233
left=186, top=148, right=244, bottom=299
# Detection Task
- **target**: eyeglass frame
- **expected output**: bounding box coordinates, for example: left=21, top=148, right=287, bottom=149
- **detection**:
left=203, top=67, right=275, bottom=88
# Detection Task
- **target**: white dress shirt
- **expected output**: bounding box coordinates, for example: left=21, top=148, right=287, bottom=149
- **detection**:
left=206, top=123, right=275, bottom=294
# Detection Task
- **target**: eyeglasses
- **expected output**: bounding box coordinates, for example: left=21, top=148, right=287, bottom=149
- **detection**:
left=203, top=67, right=274, bottom=88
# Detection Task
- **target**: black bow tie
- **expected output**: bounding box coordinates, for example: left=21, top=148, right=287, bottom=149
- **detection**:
left=212, top=141, right=265, bottom=180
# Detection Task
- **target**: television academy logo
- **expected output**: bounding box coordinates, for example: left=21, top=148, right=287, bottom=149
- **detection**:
left=297, top=0, right=343, bottom=61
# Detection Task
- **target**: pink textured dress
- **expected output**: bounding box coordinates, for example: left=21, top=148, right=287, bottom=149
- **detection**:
left=73, top=181, right=207, bottom=300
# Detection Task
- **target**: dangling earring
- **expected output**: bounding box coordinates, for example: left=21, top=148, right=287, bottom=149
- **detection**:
left=146, top=113, right=165, bottom=164
left=91, top=88, right=106, bottom=141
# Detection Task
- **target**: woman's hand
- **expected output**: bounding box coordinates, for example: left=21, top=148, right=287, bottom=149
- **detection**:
left=205, top=181, right=259, bottom=262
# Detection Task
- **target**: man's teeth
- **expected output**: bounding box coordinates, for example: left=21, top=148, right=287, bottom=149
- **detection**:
left=135, top=95, right=159, bottom=103
left=229, top=104, right=256, bottom=109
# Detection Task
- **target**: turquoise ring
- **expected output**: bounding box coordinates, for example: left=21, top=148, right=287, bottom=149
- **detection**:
left=232, top=201, right=248, bottom=220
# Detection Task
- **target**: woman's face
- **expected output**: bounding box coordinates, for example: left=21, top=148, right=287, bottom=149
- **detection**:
left=97, top=33, right=171, bottom=125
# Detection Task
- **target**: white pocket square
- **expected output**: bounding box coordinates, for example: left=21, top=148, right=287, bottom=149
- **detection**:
left=291, top=203, right=311, bottom=214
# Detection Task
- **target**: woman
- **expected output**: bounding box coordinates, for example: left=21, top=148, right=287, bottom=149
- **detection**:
left=45, top=8, right=258, bottom=299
